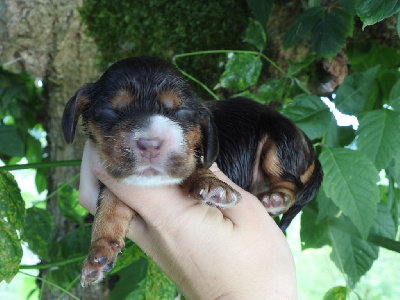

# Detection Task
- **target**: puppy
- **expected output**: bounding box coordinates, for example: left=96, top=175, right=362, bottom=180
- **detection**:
left=62, top=56, right=322, bottom=286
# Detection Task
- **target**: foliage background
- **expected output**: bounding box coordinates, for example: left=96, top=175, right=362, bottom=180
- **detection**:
left=1, top=0, right=400, bottom=299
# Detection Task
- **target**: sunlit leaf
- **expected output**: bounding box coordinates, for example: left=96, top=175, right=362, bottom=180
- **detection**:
left=320, top=148, right=380, bottom=238
left=218, top=54, right=262, bottom=91
left=0, top=171, right=25, bottom=229
left=0, top=220, right=22, bottom=283
left=128, top=258, right=177, bottom=299
left=322, top=286, right=347, bottom=300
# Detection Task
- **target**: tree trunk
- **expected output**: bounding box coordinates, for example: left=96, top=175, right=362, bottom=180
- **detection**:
left=1, top=0, right=107, bottom=298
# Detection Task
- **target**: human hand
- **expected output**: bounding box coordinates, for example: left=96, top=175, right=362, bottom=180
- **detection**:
left=79, top=141, right=297, bottom=299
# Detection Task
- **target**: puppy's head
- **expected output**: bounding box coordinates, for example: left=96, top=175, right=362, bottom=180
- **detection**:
left=62, top=56, right=218, bottom=186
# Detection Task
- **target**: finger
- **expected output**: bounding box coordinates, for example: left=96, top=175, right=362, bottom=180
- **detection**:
left=78, top=140, right=100, bottom=215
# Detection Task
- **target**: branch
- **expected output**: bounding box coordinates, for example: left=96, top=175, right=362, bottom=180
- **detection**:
left=0, top=160, right=81, bottom=171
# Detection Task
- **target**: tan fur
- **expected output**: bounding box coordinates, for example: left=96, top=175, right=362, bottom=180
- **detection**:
left=262, top=141, right=282, bottom=178
left=158, top=91, right=182, bottom=108
left=111, top=90, right=135, bottom=110
left=300, top=161, right=315, bottom=184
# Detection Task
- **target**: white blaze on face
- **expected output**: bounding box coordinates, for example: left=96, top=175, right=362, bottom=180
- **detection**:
left=122, top=115, right=187, bottom=186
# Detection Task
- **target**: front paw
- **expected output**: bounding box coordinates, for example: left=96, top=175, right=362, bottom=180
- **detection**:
left=80, top=238, right=124, bottom=287
left=189, top=177, right=241, bottom=208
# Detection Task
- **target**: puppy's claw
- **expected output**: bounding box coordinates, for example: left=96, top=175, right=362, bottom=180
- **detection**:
left=191, top=178, right=241, bottom=208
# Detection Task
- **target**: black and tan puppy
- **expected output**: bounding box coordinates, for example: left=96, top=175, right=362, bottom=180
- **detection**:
left=62, top=56, right=322, bottom=286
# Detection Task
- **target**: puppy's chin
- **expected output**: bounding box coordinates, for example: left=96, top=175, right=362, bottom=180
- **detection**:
left=121, top=173, right=183, bottom=187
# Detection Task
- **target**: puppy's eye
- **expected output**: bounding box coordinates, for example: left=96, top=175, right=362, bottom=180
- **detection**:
left=176, top=108, right=196, bottom=122
left=95, top=107, right=118, bottom=121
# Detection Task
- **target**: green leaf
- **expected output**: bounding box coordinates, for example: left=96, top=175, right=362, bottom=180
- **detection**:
left=357, top=109, right=400, bottom=170
left=397, top=13, right=400, bottom=37
left=328, top=224, right=379, bottom=284
left=356, top=0, right=400, bottom=28
left=322, top=286, right=347, bottom=300
left=128, top=258, right=177, bottom=300
left=243, top=18, right=266, bottom=51
left=391, top=151, right=400, bottom=183
left=389, top=79, right=400, bottom=111
left=110, top=243, right=144, bottom=274
left=284, top=7, right=325, bottom=49
left=284, top=7, right=353, bottom=59
left=21, top=207, right=54, bottom=260
left=0, top=171, right=25, bottom=229
left=339, top=0, right=356, bottom=16
left=324, top=120, right=356, bottom=148
left=35, top=167, right=48, bottom=194
left=320, top=148, right=380, bottom=238
left=286, top=55, right=315, bottom=77
left=218, top=54, right=262, bottom=91
left=257, top=78, right=287, bottom=102
left=48, top=226, right=91, bottom=287
left=0, top=125, right=24, bottom=157
left=0, top=219, right=22, bottom=283
left=335, top=66, right=380, bottom=115
left=300, top=205, right=329, bottom=250
left=110, top=257, right=148, bottom=300
left=282, top=94, right=331, bottom=140
left=310, top=8, right=354, bottom=59
left=370, top=202, right=396, bottom=239
left=316, top=190, right=340, bottom=223
left=245, top=0, right=273, bottom=29
left=58, top=185, right=87, bottom=225
left=25, top=135, right=43, bottom=163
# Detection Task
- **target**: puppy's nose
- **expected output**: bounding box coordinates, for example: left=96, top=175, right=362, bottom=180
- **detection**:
left=137, top=138, right=163, bottom=158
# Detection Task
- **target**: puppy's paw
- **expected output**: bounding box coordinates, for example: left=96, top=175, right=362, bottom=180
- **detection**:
left=190, top=177, right=241, bottom=208
left=262, top=192, right=291, bottom=216
left=80, top=238, right=124, bottom=287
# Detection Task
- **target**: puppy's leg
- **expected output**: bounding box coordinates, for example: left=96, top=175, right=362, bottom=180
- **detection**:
left=255, top=139, right=298, bottom=216
left=81, top=187, right=135, bottom=287
left=184, top=168, right=241, bottom=208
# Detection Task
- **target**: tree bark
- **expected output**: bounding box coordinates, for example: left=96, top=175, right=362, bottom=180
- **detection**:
left=1, top=0, right=107, bottom=298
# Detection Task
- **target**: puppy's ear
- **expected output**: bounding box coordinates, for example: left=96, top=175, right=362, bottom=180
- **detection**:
left=199, top=107, right=219, bottom=168
left=62, top=84, right=92, bottom=143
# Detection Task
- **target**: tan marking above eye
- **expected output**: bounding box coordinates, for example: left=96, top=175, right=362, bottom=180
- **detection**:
left=159, top=91, right=182, bottom=109
left=111, top=90, right=134, bottom=110
left=300, top=161, right=315, bottom=184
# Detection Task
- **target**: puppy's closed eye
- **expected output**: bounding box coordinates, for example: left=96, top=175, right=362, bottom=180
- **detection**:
left=175, top=108, right=197, bottom=123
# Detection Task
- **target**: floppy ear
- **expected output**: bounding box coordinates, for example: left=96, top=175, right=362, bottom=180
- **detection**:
left=61, top=84, right=92, bottom=143
left=199, top=107, right=219, bottom=169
